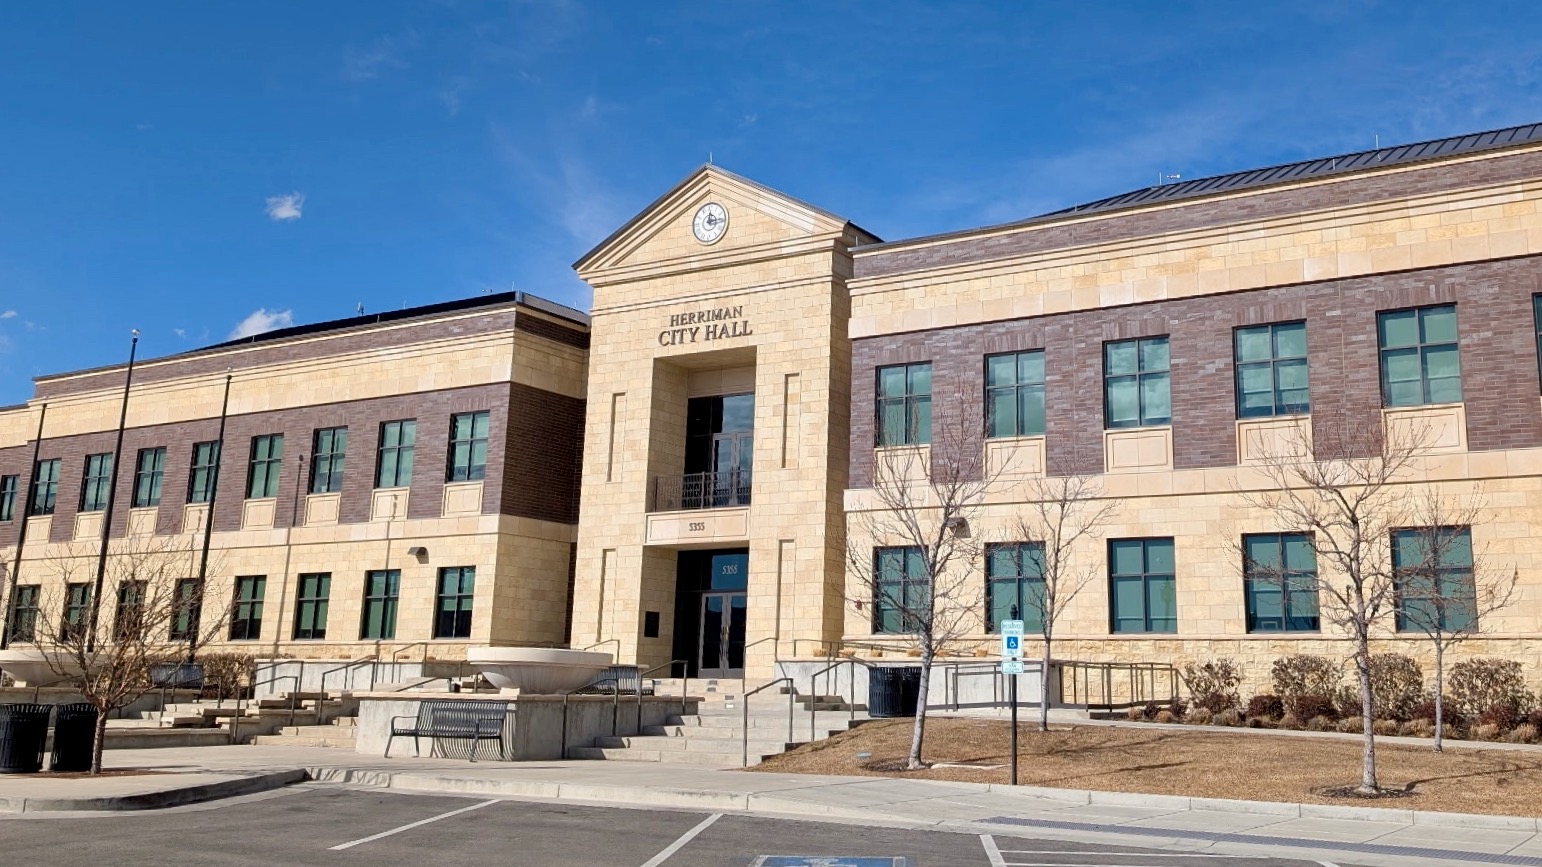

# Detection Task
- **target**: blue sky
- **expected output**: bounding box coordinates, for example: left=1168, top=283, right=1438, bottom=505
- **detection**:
left=1, top=1, right=1540, bottom=405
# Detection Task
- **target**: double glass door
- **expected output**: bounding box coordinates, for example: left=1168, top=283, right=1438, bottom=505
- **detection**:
left=711, top=431, right=752, bottom=506
left=698, top=592, right=747, bottom=678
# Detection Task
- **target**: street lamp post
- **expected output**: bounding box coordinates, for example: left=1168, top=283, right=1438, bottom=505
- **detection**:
left=85, top=331, right=139, bottom=653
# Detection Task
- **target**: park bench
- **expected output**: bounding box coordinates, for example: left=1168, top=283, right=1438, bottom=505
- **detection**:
left=386, top=699, right=510, bottom=761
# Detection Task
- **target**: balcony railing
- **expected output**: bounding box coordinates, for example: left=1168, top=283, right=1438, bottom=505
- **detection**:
left=650, top=470, right=752, bottom=512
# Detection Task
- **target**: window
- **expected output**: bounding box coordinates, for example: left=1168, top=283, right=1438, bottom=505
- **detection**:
left=247, top=435, right=284, bottom=499
left=1535, top=295, right=1542, bottom=392
left=360, top=569, right=400, bottom=640
left=434, top=566, right=476, bottom=639
left=1242, top=533, right=1320, bottom=632
left=310, top=427, right=348, bottom=494
left=1378, top=305, right=1462, bottom=407
left=114, top=580, right=146, bottom=641
left=447, top=412, right=490, bottom=482
left=872, top=546, right=929, bottom=634
left=5, top=585, right=39, bottom=644
left=132, top=447, right=166, bottom=508
left=0, top=475, right=16, bottom=522
left=1109, top=538, right=1177, bottom=634
left=292, top=573, right=331, bottom=640
left=875, top=363, right=932, bottom=446
left=61, top=583, right=90, bottom=641
left=986, top=542, right=1044, bottom=633
left=376, top=420, right=417, bottom=488
left=1104, top=337, right=1171, bottom=428
left=169, top=578, right=203, bottom=641
left=229, top=576, right=266, bottom=641
left=1235, top=322, right=1309, bottom=418
left=188, top=442, right=221, bottom=504
left=1393, top=527, right=1476, bottom=632
left=30, top=458, right=60, bottom=516
left=80, top=453, right=114, bottom=513
left=986, top=351, right=1046, bottom=438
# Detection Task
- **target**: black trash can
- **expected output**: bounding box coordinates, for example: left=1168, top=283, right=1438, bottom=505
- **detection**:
left=0, top=703, right=51, bottom=774
left=867, top=666, right=922, bottom=718
left=50, top=703, right=99, bottom=773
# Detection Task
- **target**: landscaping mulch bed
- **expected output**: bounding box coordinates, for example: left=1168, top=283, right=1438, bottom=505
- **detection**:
left=752, top=717, right=1542, bottom=817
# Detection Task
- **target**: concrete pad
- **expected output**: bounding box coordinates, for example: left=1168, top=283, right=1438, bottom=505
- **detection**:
left=0, top=770, right=303, bottom=813
left=1121, top=809, right=1297, bottom=833
left=1368, top=825, right=1539, bottom=855
left=1250, top=815, right=1412, bottom=843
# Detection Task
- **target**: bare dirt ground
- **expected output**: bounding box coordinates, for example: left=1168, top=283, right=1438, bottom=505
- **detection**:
left=753, top=717, right=1542, bottom=817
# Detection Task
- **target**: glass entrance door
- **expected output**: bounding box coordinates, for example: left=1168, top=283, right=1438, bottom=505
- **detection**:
left=698, top=592, right=747, bottom=678
left=710, top=431, right=752, bottom=506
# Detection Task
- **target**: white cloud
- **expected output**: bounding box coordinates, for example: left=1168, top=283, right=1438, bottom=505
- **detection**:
left=343, top=35, right=408, bottom=82
left=264, top=192, right=305, bottom=222
left=173, top=328, right=187, bottom=339
left=228, top=308, right=295, bottom=340
left=0, top=310, right=15, bottom=319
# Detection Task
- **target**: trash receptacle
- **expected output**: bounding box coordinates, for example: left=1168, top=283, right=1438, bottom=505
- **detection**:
left=0, top=703, right=51, bottom=774
left=867, top=666, right=922, bottom=718
left=50, top=703, right=98, bottom=773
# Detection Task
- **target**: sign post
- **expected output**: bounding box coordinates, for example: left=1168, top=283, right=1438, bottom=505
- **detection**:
left=1000, top=618, right=1025, bottom=786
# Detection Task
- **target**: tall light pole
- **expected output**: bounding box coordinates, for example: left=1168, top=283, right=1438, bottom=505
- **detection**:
left=186, top=369, right=233, bottom=661
left=85, top=330, right=139, bottom=653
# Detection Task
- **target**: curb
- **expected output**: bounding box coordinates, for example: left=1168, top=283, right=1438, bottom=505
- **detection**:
left=0, top=769, right=308, bottom=813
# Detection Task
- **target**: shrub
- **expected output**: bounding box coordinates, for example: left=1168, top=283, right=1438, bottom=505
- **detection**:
left=1307, top=715, right=1336, bottom=731
left=1126, top=706, right=1146, bottom=722
left=1154, top=710, right=1176, bottom=724
left=1278, top=713, right=1302, bottom=730
left=1410, top=699, right=1439, bottom=724
left=199, top=653, right=256, bottom=700
left=1291, top=694, right=1339, bottom=723
left=1401, top=719, right=1434, bottom=738
left=1215, top=709, right=1243, bottom=727
left=1245, top=694, right=1285, bottom=720
left=1181, top=659, right=1243, bottom=711
left=1167, top=698, right=1189, bottom=719
left=1507, top=723, right=1540, bottom=744
left=1474, top=723, right=1503, bottom=741
left=1141, top=700, right=1161, bottom=720
left=1336, top=716, right=1364, bottom=734
left=1333, top=686, right=1363, bottom=720
left=1450, top=658, right=1531, bottom=717
left=1368, top=654, right=1425, bottom=721
left=1477, top=701, right=1524, bottom=731
left=1185, top=707, right=1214, bottom=726
left=1271, top=655, right=1341, bottom=705
left=1528, top=709, right=1542, bottom=731
left=1244, top=716, right=1268, bottom=728
left=1372, top=719, right=1401, bottom=736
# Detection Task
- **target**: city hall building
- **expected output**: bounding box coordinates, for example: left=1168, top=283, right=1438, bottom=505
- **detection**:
left=7, top=121, right=1542, bottom=689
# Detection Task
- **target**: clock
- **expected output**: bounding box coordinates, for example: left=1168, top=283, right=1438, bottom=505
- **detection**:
left=691, top=202, right=728, bottom=245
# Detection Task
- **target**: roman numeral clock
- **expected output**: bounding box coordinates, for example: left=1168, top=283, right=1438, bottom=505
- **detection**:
left=692, top=202, right=728, bottom=245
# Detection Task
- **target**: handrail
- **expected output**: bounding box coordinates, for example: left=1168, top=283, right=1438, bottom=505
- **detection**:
left=648, top=469, right=751, bottom=512
left=1056, top=660, right=1178, bottom=712
left=741, top=677, right=794, bottom=768
left=580, top=639, right=620, bottom=659
left=240, top=673, right=299, bottom=736
left=319, top=655, right=377, bottom=696
left=789, top=638, right=838, bottom=659
left=638, top=659, right=689, bottom=718
left=391, top=642, right=430, bottom=664
left=804, top=659, right=868, bottom=743
left=559, top=675, right=633, bottom=759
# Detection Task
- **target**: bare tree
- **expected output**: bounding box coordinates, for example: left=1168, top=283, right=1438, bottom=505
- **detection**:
left=846, top=396, right=996, bottom=770
left=24, top=535, right=230, bottom=774
left=1392, top=487, right=1516, bottom=751
left=1009, top=459, right=1115, bottom=732
left=1240, top=410, right=1428, bottom=795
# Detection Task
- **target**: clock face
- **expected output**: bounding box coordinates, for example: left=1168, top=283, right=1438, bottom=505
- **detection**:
left=692, top=202, right=728, bottom=245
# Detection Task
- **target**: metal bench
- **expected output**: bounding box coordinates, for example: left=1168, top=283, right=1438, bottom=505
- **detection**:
left=386, top=699, right=510, bottom=761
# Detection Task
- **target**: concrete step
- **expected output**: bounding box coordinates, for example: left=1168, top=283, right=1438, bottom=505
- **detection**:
left=104, top=727, right=234, bottom=749
left=566, top=747, right=743, bottom=768
left=249, top=734, right=356, bottom=748
left=593, top=735, right=799, bottom=753
left=280, top=724, right=360, bottom=738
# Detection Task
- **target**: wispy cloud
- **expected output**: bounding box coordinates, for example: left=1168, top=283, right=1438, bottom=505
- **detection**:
left=228, top=309, right=295, bottom=340
left=343, top=35, right=409, bottom=82
left=0, top=310, right=15, bottom=320
left=173, top=328, right=187, bottom=339
left=264, top=192, right=305, bottom=222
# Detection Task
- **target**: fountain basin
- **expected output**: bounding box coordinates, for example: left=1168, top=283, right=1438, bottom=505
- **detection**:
left=466, top=647, right=613, bottom=694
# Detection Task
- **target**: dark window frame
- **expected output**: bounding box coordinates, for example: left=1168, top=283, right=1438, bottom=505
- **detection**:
left=375, top=420, right=417, bottom=489
left=872, top=546, right=930, bottom=634
left=132, top=447, right=166, bottom=509
left=1108, top=537, right=1178, bottom=634
left=1392, top=526, right=1477, bottom=633
left=292, top=572, right=331, bottom=641
left=446, top=412, right=490, bottom=482
left=985, top=541, right=1045, bottom=633
left=61, top=583, right=90, bottom=641
left=1377, top=304, right=1462, bottom=408
left=0, top=474, right=17, bottom=522
left=1103, top=336, right=1171, bottom=429
left=360, top=569, right=401, bottom=640
left=1241, top=532, right=1321, bottom=633
left=1233, top=321, right=1310, bottom=419
left=874, top=362, right=933, bottom=447
left=30, top=458, right=61, bottom=516
left=985, top=350, right=1046, bottom=439
left=310, top=427, right=348, bottom=495
left=169, top=578, right=203, bottom=641
left=5, top=584, right=40, bottom=644
left=188, top=441, right=221, bottom=504
left=434, top=566, right=476, bottom=639
left=247, top=434, right=284, bottom=500
left=80, top=452, right=114, bottom=513
left=229, top=575, right=266, bottom=641
left=114, top=580, right=147, bottom=642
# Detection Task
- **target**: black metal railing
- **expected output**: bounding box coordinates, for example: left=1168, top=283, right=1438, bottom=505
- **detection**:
left=649, top=470, right=752, bottom=512
left=1056, top=660, right=1179, bottom=714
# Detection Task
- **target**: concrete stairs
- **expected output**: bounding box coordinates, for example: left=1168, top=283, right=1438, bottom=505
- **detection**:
left=250, top=715, right=358, bottom=749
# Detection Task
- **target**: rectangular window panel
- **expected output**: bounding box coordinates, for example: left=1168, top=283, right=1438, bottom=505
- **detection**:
left=292, top=572, right=331, bottom=640
left=1108, top=538, right=1177, bottom=634
left=984, top=351, right=1046, bottom=438
left=30, top=458, right=60, bottom=516
left=310, top=427, right=348, bottom=494
left=1242, top=533, right=1320, bottom=632
left=169, top=578, right=203, bottom=641
left=80, top=453, right=114, bottom=513
left=0, top=475, right=16, bottom=522
left=1393, top=527, right=1476, bottom=632
left=874, top=363, right=933, bottom=446
left=434, top=566, right=476, bottom=639
left=62, top=583, right=90, bottom=641
left=1104, top=337, right=1171, bottom=428
left=1234, top=322, right=1310, bottom=418
left=114, top=580, right=146, bottom=641
left=188, top=442, right=221, bottom=504
left=5, top=585, right=39, bottom=644
left=872, top=546, right=930, bottom=634
left=447, top=412, right=490, bottom=482
left=376, top=420, right=417, bottom=488
left=132, top=447, right=166, bottom=508
left=1378, top=305, right=1462, bottom=407
left=985, top=542, right=1045, bottom=633
left=360, top=569, right=400, bottom=640
left=247, top=435, right=284, bottom=499
left=229, top=575, right=266, bottom=641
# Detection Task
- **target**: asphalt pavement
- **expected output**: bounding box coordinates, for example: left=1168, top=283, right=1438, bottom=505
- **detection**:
left=0, top=786, right=1359, bottom=867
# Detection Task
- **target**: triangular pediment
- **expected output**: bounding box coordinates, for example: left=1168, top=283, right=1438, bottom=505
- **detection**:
left=574, top=166, right=875, bottom=279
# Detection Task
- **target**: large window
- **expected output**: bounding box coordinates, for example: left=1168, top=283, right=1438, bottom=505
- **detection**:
left=169, top=578, right=203, bottom=641
left=1109, top=538, right=1177, bottom=634
left=247, top=435, right=284, bottom=499
left=986, top=351, right=1046, bottom=438
left=434, top=566, right=476, bottom=639
left=114, top=580, right=146, bottom=641
left=1104, top=337, right=1171, bottom=428
left=1378, top=304, right=1462, bottom=407
left=1393, top=527, right=1476, bottom=633
left=0, top=475, right=16, bottom=522
left=872, top=546, right=929, bottom=634
left=875, top=363, right=932, bottom=446
left=229, top=575, right=266, bottom=641
left=61, top=583, right=90, bottom=641
left=376, top=420, right=417, bottom=488
left=188, top=441, right=221, bottom=504
left=80, top=453, right=114, bottom=513
left=30, top=458, right=61, bottom=516
left=1235, top=322, right=1309, bottom=418
left=1242, top=533, right=1320, bottom=632
left=310, top=427, right=348, bottom=494
left=985, top=542, right=1044, bottom=633
left=447, top=412, right=490, bottom=482
left=132, top=447, right=166, bottom=508
left=5, top=585, right=39, bottom=644
left=292, top=573, right=331, bottom=640
left=360, top=569, right=400, bottom=640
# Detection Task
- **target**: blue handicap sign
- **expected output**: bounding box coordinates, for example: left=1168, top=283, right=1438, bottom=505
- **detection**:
left=1005, top=636, right=1019, bottom=651
left=754, top=859, right=906, bottom=867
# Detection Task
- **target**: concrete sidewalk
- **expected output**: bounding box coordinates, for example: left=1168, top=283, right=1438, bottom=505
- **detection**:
left=6, top=744, right=1542, bottom=866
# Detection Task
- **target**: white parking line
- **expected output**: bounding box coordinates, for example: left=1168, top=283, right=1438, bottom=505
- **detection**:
left=328, top=798, right=500, bottom=850
left=999, top=853, right=1252, bottom=858
left=980, top=834, right=1007, bottom=867
left=639, top=812, right=723, bottom=867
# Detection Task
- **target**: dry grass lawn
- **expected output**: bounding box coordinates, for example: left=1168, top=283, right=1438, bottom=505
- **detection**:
left=753, top=718, right=1542, bottom=817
